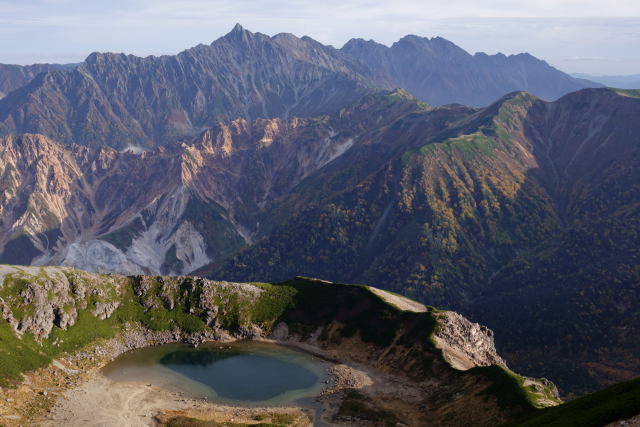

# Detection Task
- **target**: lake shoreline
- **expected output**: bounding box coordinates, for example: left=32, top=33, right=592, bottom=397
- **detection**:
left=40, top=339, right=372, bottom=426
left=43, top=374, right=316, bottom=427
left=101, top=341, right=331, bottom=409
left=0, top=324, right=370, bottom=426
left=0, top=317, right=422, bottom=426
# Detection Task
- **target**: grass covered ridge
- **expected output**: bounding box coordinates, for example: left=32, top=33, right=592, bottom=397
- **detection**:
left=0, top=271, right=442, bottom=386
left=503, top=377, right=640, bottom=426
left=418, top=132, right=497, bottom=160
left=611, top=88, right=640, bottom=99
left=470, top=365, right=561, bottom=411
left=0, top=267, right=558, bottom=422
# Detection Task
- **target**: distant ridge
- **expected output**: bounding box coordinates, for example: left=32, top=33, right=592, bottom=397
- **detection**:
left=0, top=24, right=599, bottom=149
left=341, top=35, right=600, bottom=106
left=572, top=72, right=640, bottom=89
left=0, top=63, right=75, bottom=98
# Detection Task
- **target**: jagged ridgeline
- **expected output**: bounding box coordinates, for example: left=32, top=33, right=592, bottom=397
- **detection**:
left=0, top=266, right=562, bottom=425
left=0, top=25, right=597, bottom=149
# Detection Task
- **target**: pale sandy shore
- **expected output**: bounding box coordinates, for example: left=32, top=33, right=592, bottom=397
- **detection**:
left=43, top=375, right=186, bottom=427
left=43, top=374, right=313, bottom=426
left=2, top=335, right=426, bottom=427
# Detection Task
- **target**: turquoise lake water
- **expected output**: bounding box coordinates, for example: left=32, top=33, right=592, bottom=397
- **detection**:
left=102, top=341, right=328, bottom=405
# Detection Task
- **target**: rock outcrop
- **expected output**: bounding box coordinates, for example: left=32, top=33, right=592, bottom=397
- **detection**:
left=0, top=266, right=123, bottom=339
left=432, top=311, right=506, bottom=370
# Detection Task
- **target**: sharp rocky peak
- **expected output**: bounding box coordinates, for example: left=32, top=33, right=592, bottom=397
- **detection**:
left=230, top=22, right=245, bottom=33
left=0, top=24, right=600, bottom=150
left=218, top=23, right=266, bottom=44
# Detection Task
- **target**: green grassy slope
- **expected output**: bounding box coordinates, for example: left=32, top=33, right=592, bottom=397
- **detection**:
left=208, top=89, right=640, bottom=396
left=0, top=268, right=548, bottom=424
left=505, top=377, right=640, bottom=427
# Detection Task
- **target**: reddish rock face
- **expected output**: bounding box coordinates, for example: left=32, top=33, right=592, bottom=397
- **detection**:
left=0, top=91, right=420, bottom=273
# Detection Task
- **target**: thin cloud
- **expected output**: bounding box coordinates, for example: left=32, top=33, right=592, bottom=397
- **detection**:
left=0, top=0, right=638, bottom=74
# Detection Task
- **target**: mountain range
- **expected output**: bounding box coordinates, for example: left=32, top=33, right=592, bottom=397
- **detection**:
left=207, top=87, right=640, bottom=395
left=0, top=24, right=597, bottom=150
left=0, top=25, right=636, bottom=399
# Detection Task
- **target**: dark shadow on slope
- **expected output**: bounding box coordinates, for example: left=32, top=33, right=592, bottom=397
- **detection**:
left=467, top=89, right=640, bottom=397
left=209, top=89, right=640, bottom=398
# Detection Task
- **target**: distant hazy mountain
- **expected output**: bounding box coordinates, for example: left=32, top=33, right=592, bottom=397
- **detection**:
left=342, top=36, right=600, bottom=106
left=572, top=73, right=640, bottom=89
left=0, top=24, right=598, bottom=149
left=0, top=63, right=75, bottom=99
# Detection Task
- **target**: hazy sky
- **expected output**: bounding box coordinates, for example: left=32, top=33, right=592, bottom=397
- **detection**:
left=1, top=0, right=639, bottom=75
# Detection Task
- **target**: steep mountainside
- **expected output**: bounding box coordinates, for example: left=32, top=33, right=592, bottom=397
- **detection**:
left=0, top=25, right=596, bottom=149
left=209, top=88, right=640, bottom=394
left=0, top=267, right=559, bottom=425
left=0, top=63, right=74, bottom=99
left=1, top=87, right=638, bottom=396
left=470, top=88, right=640, bottom=395
left=341, top=36, right=599, bottom=107
left=0, top=25, right=371, bottom=149
left=0, top=90, right=425, bottom=275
